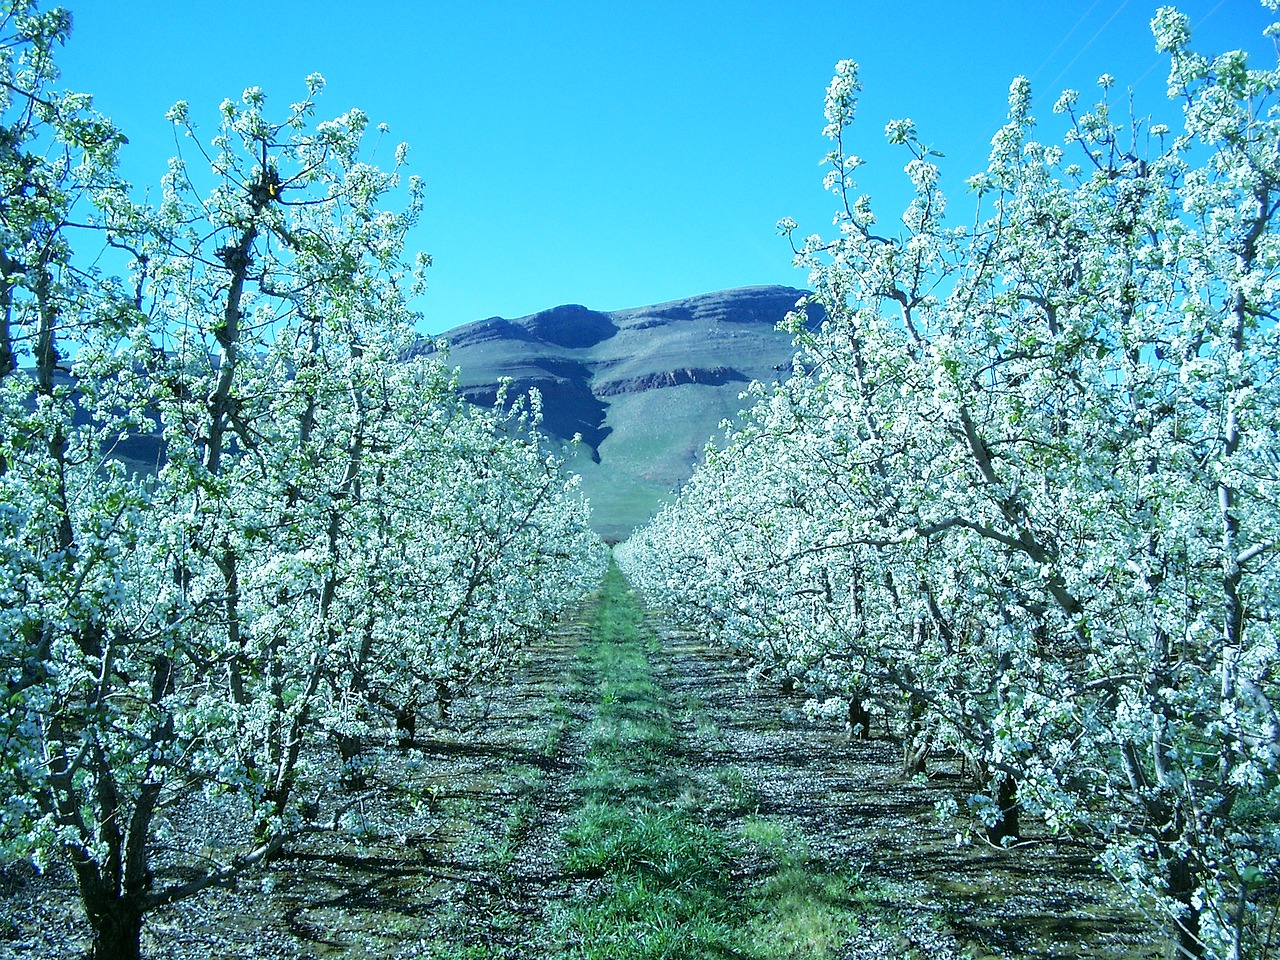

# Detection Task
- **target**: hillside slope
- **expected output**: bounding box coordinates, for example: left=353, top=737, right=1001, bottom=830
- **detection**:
left=412, top=285, right=814, bottom=541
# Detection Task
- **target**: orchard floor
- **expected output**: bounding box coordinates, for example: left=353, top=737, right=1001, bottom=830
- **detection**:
left=0, top=577, right=1161, bottom=960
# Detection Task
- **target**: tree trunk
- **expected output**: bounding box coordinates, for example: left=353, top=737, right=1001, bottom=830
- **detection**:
left=87, top=900, right=144, bottom=960
left=337, top=734, right=366, bottom=791
left=395, top=704, right=416, bottom=750
left=986, top=773, right=1021, bottom=846
left=848, top=695, right=871, bottom=740
left=434, top=680, right=452, bottom=722
left=1166, top=848, right=1204, bottom=959
left=902, top=739, right=929, bottom=776
left=901, top=693, right=931, bottom=776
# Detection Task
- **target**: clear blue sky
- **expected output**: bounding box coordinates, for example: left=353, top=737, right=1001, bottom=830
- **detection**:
left=57, top=1, right=1275, bottom=334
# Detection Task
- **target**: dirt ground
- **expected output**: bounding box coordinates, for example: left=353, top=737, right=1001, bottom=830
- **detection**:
left=0, top=594, right=1161, bottom=959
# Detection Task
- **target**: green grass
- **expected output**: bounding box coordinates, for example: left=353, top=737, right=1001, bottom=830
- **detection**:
left=551, top=562, right=868, bottom=960
left=738, top=819, right=870, bottom=959
left=541, top=695, right=574, bottom=756
left=489, top=795, right=539, bottom=869
left=712, top=767, right=761, bottom=817
left=563, top=803, right=730, bottom=882
left=558, top=795, right=741, bottom=960
left=554, top=563, right=736, bottom=958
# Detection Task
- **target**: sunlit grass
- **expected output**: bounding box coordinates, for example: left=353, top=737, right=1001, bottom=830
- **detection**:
left=552, top=562, right=867, bottom=960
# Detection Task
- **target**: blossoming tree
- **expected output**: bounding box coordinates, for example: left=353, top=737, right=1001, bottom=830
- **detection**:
left=0, top=5, right=604, bottom=958
left=620, top=7, right=1280, bottom=956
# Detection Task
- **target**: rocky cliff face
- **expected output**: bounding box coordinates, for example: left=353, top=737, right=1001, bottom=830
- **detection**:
left=412, top=285, right=817, bottom=540
left=593, top=365, right=747, bottom=397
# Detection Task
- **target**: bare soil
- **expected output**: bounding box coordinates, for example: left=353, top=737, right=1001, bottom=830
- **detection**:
left=0, top=593, right=1159, bottom=959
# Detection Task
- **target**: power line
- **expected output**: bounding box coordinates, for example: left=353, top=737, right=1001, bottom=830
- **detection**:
left=1044, top=0, right=1132, bottom=95
left=948, top=1, right=1131, bottom=180
left=1028, top=0, right=1109, bottom=85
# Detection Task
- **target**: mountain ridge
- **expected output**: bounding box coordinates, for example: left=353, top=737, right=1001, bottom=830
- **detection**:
left=415, top=285, right=817, bottom=540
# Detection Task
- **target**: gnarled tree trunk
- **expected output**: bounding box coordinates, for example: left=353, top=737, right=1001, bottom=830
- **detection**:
left=985, top=772, right=1020, bottom=846
left=84, top=893, right=144, bottom=960
left=848, top=695, right=871, bottom=740
left=901, top=692, right=931, bottom=776
left=1164, top=842, right=1204, bottom=959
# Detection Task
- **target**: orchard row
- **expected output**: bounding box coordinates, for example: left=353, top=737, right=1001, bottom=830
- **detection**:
left=0, top=4, right=606, bottom=957
left=621, top=12, right=1280, bottom=960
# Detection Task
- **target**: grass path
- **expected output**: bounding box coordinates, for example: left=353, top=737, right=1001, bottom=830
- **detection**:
left=546, top=563, right=865, bottom=959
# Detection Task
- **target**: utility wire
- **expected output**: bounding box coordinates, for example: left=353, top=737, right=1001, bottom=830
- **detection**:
left=947, top=2, right=1130, bottom=179
left=1044, top=0, right=1132, bottom=95
left=1028, top=0, right=1108, bottom=86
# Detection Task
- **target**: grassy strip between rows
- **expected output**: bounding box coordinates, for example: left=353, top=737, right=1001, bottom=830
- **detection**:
left=551, top=562, right=868, bottom=960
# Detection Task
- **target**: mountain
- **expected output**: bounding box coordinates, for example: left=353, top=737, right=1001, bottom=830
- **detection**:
left=411, top=285, right=817, bottom=542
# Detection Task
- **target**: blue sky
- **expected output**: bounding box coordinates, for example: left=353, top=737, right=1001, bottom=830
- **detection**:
left=58, top=1, right=1276, bottom=334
